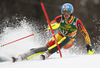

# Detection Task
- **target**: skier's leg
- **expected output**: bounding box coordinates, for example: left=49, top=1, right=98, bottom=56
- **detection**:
left=46, top=32, right=64, bottom=47
left=63, top=38, right=75, bottom=49
left=26, top=46, right=48, bottom=60
left=40, top=37, right=70, bottom=60
left=12, top=46, right=48, bottom=62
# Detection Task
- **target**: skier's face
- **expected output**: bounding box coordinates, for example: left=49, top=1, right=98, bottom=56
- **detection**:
left=63, top=14, right=70, bottom=20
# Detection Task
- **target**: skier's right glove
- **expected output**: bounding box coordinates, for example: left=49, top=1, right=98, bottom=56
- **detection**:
left=86, top=44, right=95, bottom=55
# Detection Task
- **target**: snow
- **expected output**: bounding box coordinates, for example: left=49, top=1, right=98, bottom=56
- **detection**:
left=0, top=54, right=100, bottom=68
left=0, top=21, right=100, bottom=68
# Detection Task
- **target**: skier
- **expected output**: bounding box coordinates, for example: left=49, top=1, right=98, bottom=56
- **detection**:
left=3, top=3, right=95, bottom=62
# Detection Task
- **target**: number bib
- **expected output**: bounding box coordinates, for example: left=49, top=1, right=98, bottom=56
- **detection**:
left=59, top=16, right=78, bottom=37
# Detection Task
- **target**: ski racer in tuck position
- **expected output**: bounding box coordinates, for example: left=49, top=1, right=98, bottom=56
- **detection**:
left=0, top=3, right=95, bottom=62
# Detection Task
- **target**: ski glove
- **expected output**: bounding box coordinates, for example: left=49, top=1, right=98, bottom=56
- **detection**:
left=86, top=44, right=95, bottom=55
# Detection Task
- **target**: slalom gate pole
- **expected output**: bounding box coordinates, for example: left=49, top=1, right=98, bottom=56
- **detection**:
left=1, top=29, right=47, bottom=47
left=1, top=23, right=60, bottom=47
left=41, top=2, right=62, bottom=57
left=1, top=34, right=35, bottom=47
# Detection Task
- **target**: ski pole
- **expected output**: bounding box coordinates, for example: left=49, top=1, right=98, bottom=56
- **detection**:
left=1, top=23, right=60, bottom=47
left=41, top=2, right=62, bottom=57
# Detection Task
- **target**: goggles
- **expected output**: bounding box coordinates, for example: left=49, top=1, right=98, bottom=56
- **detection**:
left=61, top=11, right=71, bottom=15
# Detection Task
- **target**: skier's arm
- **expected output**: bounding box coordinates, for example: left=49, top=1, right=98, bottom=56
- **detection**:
left=51, top=15, right=61, bottom=24
left=47, top=15, right=61, bottom=28
left=76, top=19, right=91, bottom=44
left=76, top=19, right=95, bottom=55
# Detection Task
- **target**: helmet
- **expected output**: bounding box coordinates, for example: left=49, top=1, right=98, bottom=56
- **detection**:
left=61, top=3, right=74, bottom=15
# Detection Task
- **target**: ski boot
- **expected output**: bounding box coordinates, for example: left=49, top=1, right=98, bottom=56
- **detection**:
left=40, top=50, right=51, bottom=60
left=12, top=57, right=18, bottom=62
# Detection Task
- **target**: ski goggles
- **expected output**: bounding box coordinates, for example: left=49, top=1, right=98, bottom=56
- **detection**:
left=61, top=11, right=71, bottom=15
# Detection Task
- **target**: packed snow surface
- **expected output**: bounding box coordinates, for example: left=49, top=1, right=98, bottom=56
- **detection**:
left=0, top=54, right=100, bottom=68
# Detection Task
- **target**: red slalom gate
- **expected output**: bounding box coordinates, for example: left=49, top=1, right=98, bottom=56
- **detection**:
left=1, top=33, right=35, bottom=47
left=1, top=28, right=47, bottom=47
left=41, top=2, right=62, bottom=57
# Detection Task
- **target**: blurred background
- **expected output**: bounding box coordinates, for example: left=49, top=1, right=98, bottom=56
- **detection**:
left=0, top=0, right=100, bottom=53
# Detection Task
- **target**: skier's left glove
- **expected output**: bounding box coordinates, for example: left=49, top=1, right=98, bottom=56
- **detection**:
left=86, top=44, right=95, bottom=55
